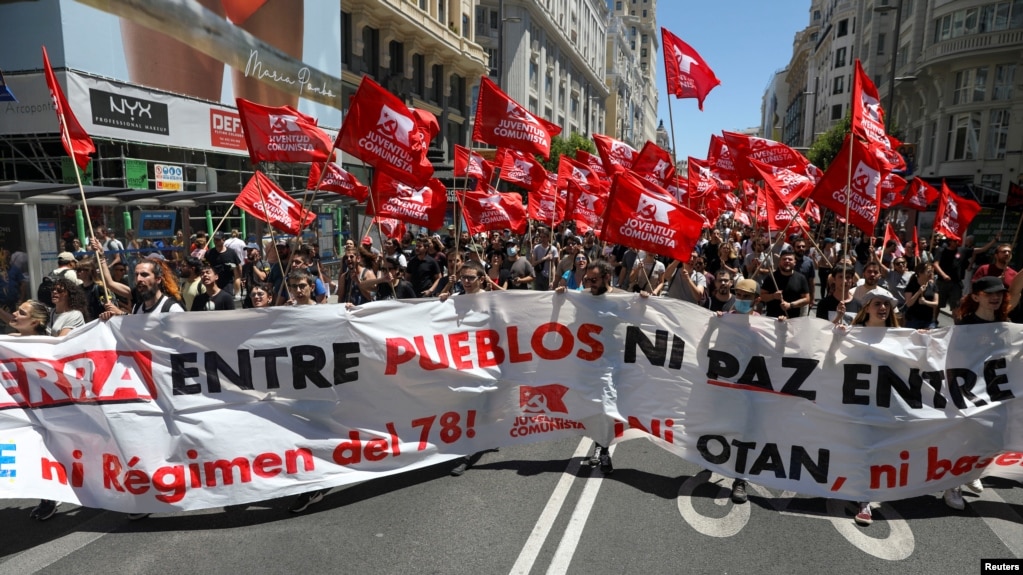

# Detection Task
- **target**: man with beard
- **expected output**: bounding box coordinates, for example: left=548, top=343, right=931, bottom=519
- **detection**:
left=852, top=260, right=890, bottom=304
left=792, top=237, right=816, bottom=301
left=972, top=243, right=1017, bottom=288
left=190, top=263, right=235, bottom=311
left=554, top=260, right=649, bottom=474
left=178, top=257, right=203, bottom=311
left=760, top=250, right=811, bottom=319
left=704, top=269, right=737, bottom=312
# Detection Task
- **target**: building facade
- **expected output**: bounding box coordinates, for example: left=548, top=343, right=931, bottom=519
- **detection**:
left=607, top=0, right=660, bottom=146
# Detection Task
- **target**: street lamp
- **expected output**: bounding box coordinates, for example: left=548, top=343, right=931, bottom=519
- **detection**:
left=874, top=0, right=903, bottom=122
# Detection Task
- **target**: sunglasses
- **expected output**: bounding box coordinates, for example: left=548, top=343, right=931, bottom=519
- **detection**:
left=460, top=275, right=480, bottom=282
left=288, top=283, right=309, bottom=289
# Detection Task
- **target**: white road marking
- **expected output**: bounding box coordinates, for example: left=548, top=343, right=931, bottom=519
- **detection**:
left=545, top=444, right=616, bottom=575
left=508, top=438, right=593, bottom=575
left=971, top=488, right=1023, bottom=558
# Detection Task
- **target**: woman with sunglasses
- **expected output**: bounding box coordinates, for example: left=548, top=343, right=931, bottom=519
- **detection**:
left=557, top=253, right=590, bottom=291
left=48, top=276, right=88, bottom=336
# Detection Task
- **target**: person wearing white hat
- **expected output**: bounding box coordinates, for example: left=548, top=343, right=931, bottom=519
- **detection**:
left=53, top=252, right=81, bottom=285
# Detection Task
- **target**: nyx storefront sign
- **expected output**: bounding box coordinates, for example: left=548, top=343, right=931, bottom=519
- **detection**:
left=90, top=88, right=169, bottom=135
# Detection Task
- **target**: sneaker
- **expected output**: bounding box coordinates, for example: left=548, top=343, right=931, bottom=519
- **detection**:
left=730, top=480, right=748, bottom=504
left=964, top=479, right=984, bottom=494
left=289, top=490, right=325, bottom=514
left=450, top=460, right=469, bottom=477
left=854, top=502, right=872, bottom=526
left=29, top=500, right=59, bottom=521
left=943, top=488, right=965, bottom=510
left=598, top=451, right=614, bottom=475
left=127, top=513, right=151, bottom=521
left=588, top=444, right=602, bottom=467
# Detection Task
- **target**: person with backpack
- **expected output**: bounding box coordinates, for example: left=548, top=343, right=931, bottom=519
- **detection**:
left=37, top=252, right=80, bottom=307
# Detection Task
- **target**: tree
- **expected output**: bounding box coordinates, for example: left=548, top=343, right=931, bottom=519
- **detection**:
left=541, top=132, right=596, bottom=172
left=806, top=114, right=850, bottom=171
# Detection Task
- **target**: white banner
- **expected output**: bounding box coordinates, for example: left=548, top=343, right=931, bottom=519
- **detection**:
left=2, top=293, right=1023, bottom=513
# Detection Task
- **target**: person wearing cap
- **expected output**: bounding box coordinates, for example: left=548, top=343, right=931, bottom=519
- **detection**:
left=204, top=232, right=242, bottom=297
left=846, top=286, right=901, bottom=526
left=956, top=276, right=1009, bottom=325
left=240, top=244, right=268, bottom=309
left=53, top=252, right=81, bottom=286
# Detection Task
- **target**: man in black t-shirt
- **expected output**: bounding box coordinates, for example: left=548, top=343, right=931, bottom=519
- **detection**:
left=203, top=232, right=242, bottom=296
left=408, top=238, right=442, bottom=297
left=704, top=269, right=736, bottom=313
left=761, top=250, right=811, bottom=318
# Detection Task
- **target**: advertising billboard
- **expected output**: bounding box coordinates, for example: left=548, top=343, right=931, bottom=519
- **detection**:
left=0, top=0, right=341, bottom=127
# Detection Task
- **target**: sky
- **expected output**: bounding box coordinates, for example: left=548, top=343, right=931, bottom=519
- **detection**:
left=654, top=1, right=811, bottom=162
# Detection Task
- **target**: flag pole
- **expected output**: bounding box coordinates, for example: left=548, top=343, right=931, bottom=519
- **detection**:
left=250, top=168, right=289, bottom=303
left=67, top=159, right=112, bottom=303
left=665, top=97, right=688, bottom=209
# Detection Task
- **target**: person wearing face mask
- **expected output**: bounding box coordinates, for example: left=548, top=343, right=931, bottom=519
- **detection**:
left=503, top=238, right=535, bottom=290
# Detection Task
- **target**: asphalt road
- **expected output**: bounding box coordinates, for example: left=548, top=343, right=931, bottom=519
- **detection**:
left=2, top=429, right=1020, bottom=575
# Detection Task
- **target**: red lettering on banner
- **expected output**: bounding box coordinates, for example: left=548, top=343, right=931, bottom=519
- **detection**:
left=210, top=109, right=246, bottom=150
left=383, top=323, right=605, bottom=374
left=0, top=351, right=156, bottom=410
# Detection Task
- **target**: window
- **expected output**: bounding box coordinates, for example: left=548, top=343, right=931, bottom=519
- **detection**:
left=833, top=75, right=845, bottom=95
left=813, top=9, right=821, bottom=21
left=946, top=112, right=981, bottom=161
left=341, top=11, right=352, bottom=68
left=834, top=47, right=846, bottom=68
left=490, top=10, right=498, bottom=29
left=476, top=7, right=486, bottom=30
left=838, top=19, right=849, bottom=37
left=432, top=64, right=444, bottom=103
left=877, top=33, right=886, bottom=55
left=413, top=53, right=425, bottom=95
left=363, top=26, right=379, bottom=75
left=973, top=66, right=988, bottom=101
left=642, top=9, right=647, bottom=16
left=994, top=64, right=1016, bottom=100
left=953, top=70, right=970, bottom=104
left=641, top=48, right=647, bottom=57
left=616, top=1, right=622, bottom=9
left=988, top=109, right=1010, bottom=159
left=831, top=104, right=844, bottom=121
left=979, top=175, right=1002, bottom=204
left=530, top=61, right=538, bottom=91
left=388, top=41, right=404, bottom=77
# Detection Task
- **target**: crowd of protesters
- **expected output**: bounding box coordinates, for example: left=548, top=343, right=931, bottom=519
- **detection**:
left=1, top=219, right=1020, bottom=522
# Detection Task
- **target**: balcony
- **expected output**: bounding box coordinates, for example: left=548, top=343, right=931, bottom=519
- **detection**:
left=924, top=29, right=1023, bottom=64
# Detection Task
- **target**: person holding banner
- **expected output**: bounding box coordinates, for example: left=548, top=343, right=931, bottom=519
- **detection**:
left=364, top=256, right=416, bottom=301
left=848, top=287, right=901, bottom=525
left=817, top=267, right=861, bottom=325
left=100, top=258, right=185, bottom=325
left=761, top=251, right=811, bottom=319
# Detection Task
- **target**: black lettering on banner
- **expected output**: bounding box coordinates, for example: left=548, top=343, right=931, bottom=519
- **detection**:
left=730, top=439, right=757, bottom=473
left=205, top=350, right=254, bottom=393
left=779, top=357, right=818, bottom=401
left=706, top=349, right=739, bottom=379
left=253, top=347, right=288, bottom=389
left=984, top=358, right=1014, bottom=402
left=737, top=356, right=772, bottom=391
left=946, top=367, right=980, bottom=408
left=876, top=365, right=924, bottom=409
left=171, top=352, right=200, bottom=395
left=921, top=370, right=948, bottom=408
left=623, top=326, right=684, bottom=369
left=291, top=345, right=331, bottom=389
left=697, top=434, right=730, bottom=465
left=842, top=363, right=872, bottom=405
left=333, top=342, right=360, bottom=384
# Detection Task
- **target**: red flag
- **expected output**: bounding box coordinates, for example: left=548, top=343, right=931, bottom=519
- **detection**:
left=592, top=133, right=638, bottom=175
left=307, top=162, right=369, bottom=202
left=810, top=135, right=888, bottom=236
left=687, top=157, right=734, bottom=197
left=461, top=185, right=528, bottom=236
left=882, top=222, right=905, bottom=258
left=760, top=185, right=806, bottom=232
left=42, top=46, right=94, bottom=170
left=934, top=181, right=982, bottom=242
left=803, top=198, right=822, bottom=223
left=368, top=174, right=448, bottom=229
left=911, top=227, right=920, bottom=257
left=661, top=28, right=720, bottom=110
left=235, top=98, right=333, bottom=165
left=1008, top=181, right=1023, bottom=209
left=556, top=156, right=602, bottom=191
left=528, top=173, right=566, bottom=225
left=748, top=158, right=817, bottom=203
left=722, top=130, right=820, bottom=183
left=235, top=172, right=317, bottom=235
left=472, top=76, right=561, bottom=158
left=600, top=171, right=705, bottom=262
left=706, top=134, right=738, bottom=183
left=631, top=141, right=676, bottom=188
left=453, top=145, right=494, bottom=182
left=373, top=217, right=406, bottom=241
left=902, top=178, right=939, bottom=211
left=565, top=180, right=609, bottom=235
left=498, top=148, right=549, bottom=191
left=337, top=76, right=434, bottom=187
left=851, top=60, right=887, bottom=152
left=575, top=150, right=609, bottom=182
left=879, top=172, right=908, bottom=209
